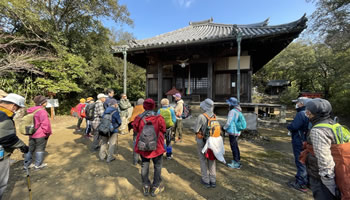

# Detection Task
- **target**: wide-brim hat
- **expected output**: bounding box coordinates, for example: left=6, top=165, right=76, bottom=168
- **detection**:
left=0, top=93, right=25, bottom=107
left=226, top=97, right=238, bottom=106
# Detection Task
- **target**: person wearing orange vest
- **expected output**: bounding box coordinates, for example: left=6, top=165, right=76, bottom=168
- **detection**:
left=192, top=98, right=217, bottom=188
left=129, top=98, right=145, bottom=165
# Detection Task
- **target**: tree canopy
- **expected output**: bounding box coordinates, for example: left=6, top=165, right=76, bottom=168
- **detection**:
left=0, top=0, right=145, bottom=114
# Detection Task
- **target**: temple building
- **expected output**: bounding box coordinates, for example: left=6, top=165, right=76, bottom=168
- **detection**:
left=114, top=15, right=307, bottom=104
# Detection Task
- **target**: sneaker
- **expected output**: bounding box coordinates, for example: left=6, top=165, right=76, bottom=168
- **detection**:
left=175, top=138, right=182, bottom=143
left=210, top=182, right=216, bottom=188
left=34, top=163, right=47, bottom=170
left=151, top=185, right=164, bottom=197
left=166, top=155, right=173, bottom=160
left=23, top=163, right=35, bottom=170
left=287, top=180, right=307, bottom=193
left=143, top=185, right=150, bottom=196
left=200, top=179, right=211, bottom=188
left=227, top=161, right=241, bottom=169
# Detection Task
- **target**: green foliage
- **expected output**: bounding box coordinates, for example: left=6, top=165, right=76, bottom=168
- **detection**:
left=0, top=0, right=147, bottom=115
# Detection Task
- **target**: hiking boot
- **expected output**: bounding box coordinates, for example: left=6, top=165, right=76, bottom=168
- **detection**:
left=151, top=185, right=164, bottom=197
left=210, top=182, right=216, bottom=188
left=34, top=163, right=47, bottom=170
left=287, top=180, right=307, bottom=193
left=200, top=179, right=211, bottom=188
left=143, top=185, right=150, bottom=196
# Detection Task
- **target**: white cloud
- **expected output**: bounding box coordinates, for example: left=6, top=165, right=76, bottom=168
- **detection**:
left=173, top=0, right=195, bottom=8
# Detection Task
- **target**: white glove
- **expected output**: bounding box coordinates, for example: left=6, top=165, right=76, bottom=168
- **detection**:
left=321, top=176, right=336, bottom=196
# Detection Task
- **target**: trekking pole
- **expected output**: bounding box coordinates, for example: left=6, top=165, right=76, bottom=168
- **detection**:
left=116, top=132, right=119, bottom=157
left=26, top=168, right=32, bottom=200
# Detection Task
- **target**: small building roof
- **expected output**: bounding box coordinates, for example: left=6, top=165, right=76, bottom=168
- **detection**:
left=116, top=15, right=307, bottom=51
left=267, top=80, right=290, bottom=87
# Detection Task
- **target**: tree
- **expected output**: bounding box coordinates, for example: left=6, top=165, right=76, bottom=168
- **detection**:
left=307, top=0, right=350, bottom=50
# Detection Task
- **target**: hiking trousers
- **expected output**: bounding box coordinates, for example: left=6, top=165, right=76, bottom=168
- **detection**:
left=91, top=128, right=100, bottom=151
left=141, top=154, right=163, bottom=187
left=229, top=135, right=240, bottom=162
left=196, top=138, right=216, bottom=184
left=291, top=131, right=308, bottom=186
left=0, top=157, right=10, bottom=200
left=175, top=119, right=183, bottom=139
left=309, top=176, right=337, bottom=200
left=99, top=133, right=117, bottom=160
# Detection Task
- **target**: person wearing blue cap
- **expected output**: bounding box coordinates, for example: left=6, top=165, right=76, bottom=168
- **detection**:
left=223, top=97, right=245, bottom=169
left=286, top=97, right=310, bottom=192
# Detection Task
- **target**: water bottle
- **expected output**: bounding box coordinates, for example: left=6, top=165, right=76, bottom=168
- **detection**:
left=0, top=145, right=4, bottom=161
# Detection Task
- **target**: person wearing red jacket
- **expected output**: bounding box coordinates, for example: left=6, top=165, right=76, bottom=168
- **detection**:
left=133, top=98, right=166, bottom=197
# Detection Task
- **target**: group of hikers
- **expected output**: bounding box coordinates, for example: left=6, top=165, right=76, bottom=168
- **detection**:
left=0, top=88, right=349, bottom=199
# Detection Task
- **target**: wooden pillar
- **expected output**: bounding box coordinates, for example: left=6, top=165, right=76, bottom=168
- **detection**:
left=157, top=63, right=162, bottom=106
left=207, top=58, right=213, bottom=99
left=145, top=66, right=149, bottom=98
left=248, top=70, right=252, bottom=103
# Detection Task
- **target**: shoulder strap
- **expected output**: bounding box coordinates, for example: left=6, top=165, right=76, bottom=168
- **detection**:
left=32, top=108, right=45, bottom=115
left=314, top=123, right=342, bottom=144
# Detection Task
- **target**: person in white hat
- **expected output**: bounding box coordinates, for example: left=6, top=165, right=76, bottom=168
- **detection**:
left=91, top=93, right=108, bottom=151
left=0, top=93, right=29, bottom=199
left=287, top=97, right=310, bottom=192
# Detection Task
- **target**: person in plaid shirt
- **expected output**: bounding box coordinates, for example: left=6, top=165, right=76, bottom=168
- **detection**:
left=304, top=99, right=338, bottom=200
left=91, top=93, right=108, bottom=151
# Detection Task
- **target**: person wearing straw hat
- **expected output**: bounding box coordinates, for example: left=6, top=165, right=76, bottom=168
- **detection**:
left=0, top=93, right=29, bottom=199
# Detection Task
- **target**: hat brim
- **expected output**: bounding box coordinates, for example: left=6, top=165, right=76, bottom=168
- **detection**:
left=292, top=99, right=298, bottom=103
left=226, top=99, right=238, bottom=106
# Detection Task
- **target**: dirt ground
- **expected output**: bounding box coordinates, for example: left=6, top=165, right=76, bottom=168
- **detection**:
left=3, top=115, right=313, bottom=200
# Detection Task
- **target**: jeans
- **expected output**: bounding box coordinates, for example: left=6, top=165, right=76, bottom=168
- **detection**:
left=229, top=135, right=240, bottom=162
left=309, top=177, right=337, bottom=200
left=0, top=157, right=10, bottom=200
left=291, top=131, right=308, bottom=185
left=141, top=155, right=163, bottom=187
left=175, top=119, right=183, bottom=139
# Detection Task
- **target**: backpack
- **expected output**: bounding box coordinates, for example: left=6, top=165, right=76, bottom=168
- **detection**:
left=159, top=107, right=174, bottom=128
left=235, top=109, right=247, bottom=132
left=80, top=104, right=86, bottom=118
left=181, top=103, right=191, bottom=119
left=19, top=108, right=44, bottom=135
left=98, top=110, right=117, bottom=137
left=85, top=103, right=96, bottom=120
left=314, top=123, right=350, bottom=144
left=203, top=113, right=222, bottom=139
left=138, top=116, right=158, bottom=151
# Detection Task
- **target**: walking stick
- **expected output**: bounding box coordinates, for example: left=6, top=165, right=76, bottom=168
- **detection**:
left=26, top=168, right=32, bottom=200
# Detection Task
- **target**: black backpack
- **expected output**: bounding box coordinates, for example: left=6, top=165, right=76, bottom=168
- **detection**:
left=138, top=116, right=158, bottom=151
left=98, top=110, right=117, bottom=137
left=85, top=103, right=96, bottom=120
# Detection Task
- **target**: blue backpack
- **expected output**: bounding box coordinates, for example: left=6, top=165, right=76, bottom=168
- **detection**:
left=235, top=109, right=247, bottom=131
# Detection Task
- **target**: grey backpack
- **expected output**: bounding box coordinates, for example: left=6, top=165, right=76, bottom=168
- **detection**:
left=138, top=117, right=158, bottom=151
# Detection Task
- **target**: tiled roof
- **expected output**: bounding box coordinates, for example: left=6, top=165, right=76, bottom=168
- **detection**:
left=122, top=15, right=307, bottom=51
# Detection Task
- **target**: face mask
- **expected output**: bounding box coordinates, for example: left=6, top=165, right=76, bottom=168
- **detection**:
left=295, top=104, right=299, bottom=109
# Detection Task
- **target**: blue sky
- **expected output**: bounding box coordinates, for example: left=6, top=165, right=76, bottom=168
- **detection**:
left=104, top=0, right=315, bottom=40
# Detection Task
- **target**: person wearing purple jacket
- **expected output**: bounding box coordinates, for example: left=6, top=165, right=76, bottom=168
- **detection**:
left=23, top=95, right=52, bottom=170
